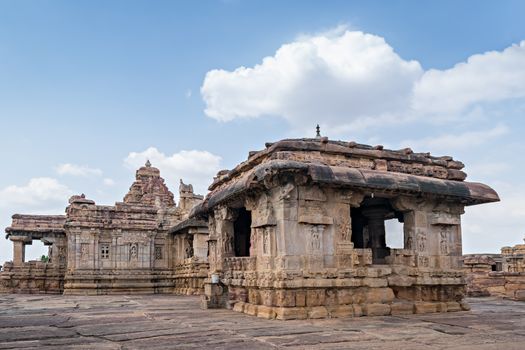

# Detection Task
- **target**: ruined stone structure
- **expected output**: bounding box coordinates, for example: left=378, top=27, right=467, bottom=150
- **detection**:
left=189, top=137, right=499, bottom=319
left=1, top=215, right=66, bottom=294
left=1, top=134, right=500, bottom=319
left=170, top=218, right=209, bottom=295
left=0, top=162, right=206, bottom=295
left=463, top=239, right=525, bottom=300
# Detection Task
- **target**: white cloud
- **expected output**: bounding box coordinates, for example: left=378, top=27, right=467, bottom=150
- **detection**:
left=413, top=41, right=525, bottom=119
left=124, top=147, right=222, bottom=196
left=201, top=29, right=525, bottom=133
left=400, top=124, right=509, bottom=153
left=201, top=30, right=423, bottom=131
left=0, top=177, right=72, bottom=208
left=56, top=163, right=103, bottom=177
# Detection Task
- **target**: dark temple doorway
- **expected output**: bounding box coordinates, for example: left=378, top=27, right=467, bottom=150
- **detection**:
left=233, top=207, right=252, bottom=257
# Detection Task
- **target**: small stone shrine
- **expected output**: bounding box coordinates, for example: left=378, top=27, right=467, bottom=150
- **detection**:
left=189, top=132, right=499, bottom=319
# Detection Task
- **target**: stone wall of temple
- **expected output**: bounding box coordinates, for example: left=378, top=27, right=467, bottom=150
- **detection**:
left=463, top=242, right=525, bottom=301
left=0, top=261, right=65, bottom=294
left=171, top=221, right=209, bottom=295
left=203, top=185, right=468, bottom=319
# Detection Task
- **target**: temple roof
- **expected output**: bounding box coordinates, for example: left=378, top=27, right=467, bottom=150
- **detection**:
left=169, top=217, right=208, bottom=234
left=192, top=138, right=499, bottom=216
left=5, top=214, right=66, bottom=239
left=209, top=138, right=468, bottom=191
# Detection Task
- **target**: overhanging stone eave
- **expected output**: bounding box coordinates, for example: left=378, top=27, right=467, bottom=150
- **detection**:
left=193, top=160, right=499, bottom=216
left=169, top=218, right=208, bottom=234
left=5, top=229, right=66, bottom=240
left=308, top=164, right=499, bottom=206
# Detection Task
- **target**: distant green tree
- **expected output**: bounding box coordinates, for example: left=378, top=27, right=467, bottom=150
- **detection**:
left=40, top=255, right=49, bottom=263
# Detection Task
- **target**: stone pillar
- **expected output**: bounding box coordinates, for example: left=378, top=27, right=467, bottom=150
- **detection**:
left=361, top=204, right=390, bottom=264
left=10, top=236, right=31, bottom=266
left=192, top=232, right=208, bottom=260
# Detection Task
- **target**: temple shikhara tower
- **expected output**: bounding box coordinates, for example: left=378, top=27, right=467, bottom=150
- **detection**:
left=0, top=134, right=501, bottom=319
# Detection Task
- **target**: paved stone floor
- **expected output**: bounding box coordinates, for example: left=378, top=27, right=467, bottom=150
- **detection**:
left=0, top=295, right=524, bottom=350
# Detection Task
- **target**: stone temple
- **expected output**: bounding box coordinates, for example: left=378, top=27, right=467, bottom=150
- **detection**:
left=463, top=238, right=525, bottom=300
left=0, top=161, right=204, bottom=295
left=0, top=134, right=500, bottom=319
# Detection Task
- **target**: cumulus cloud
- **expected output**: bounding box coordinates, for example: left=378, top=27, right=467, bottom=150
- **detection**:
left=56, top=163, right=103, bottom=177
left=413, top=41, right=525, bottom=119
left=201, top=29, right=525, bottom=133
left=124, top=147, right=222, bottom=196
left=0, top=177, right=72, bottom=208
left=202, top=30, right=423, bottom=131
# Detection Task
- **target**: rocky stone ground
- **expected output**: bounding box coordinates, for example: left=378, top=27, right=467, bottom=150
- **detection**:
left=0, top=295, right=524, bottom=349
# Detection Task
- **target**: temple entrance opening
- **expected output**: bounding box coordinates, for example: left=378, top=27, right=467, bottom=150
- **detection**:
left=25, top=240, right=49, bottom=262
left=233, top=207, right=251, bottom=257
left=351, top=197, right=404, bottom=264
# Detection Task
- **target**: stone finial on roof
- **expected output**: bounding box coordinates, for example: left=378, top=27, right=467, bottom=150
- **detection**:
left=315, top=124, right=321, bottom=138
left=145, top=159, right=151, bottom=167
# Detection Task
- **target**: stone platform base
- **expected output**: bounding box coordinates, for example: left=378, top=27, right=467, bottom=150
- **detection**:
left=172, top=276, right=206, bottom=295
left=0, top=262, right=65, bottom=294
left=173, top=262, right=207, bottom=296
left=232, top=300, right=470, bottom=320
left=466, top=271, right=525, bottom=301
left=63, top=270, right=174, bottom=295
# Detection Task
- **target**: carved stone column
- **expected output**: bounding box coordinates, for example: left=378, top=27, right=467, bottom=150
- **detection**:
left=10, top=236, right=32, bottom=266
left=361, top=202, right=390, bottom=264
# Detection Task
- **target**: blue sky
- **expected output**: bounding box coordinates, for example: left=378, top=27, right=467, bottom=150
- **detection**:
left=1, top=0, right=525, bottom=262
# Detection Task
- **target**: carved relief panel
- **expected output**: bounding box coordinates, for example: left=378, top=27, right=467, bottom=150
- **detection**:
left=248, top=192, right=276, bottom=228
left=259, top=226, right=275, bottom=257
left=335, top=204, right=351, bottom=243
left=431, top=210, right=461, bottom=256
left=305, top=224, right=325, bottom=273
left=80, top=243, right=90, bottom=260
left=439, top=225, right=450, bottom=255
left=214, top=206, right=236, bottom=259
left=307, top=224, right=324, bottom=255
left=129, top=243, right=138, bottom=261
left=208, top=240, right=217, bottom=271
left=58, top=246, right=67, bottom=266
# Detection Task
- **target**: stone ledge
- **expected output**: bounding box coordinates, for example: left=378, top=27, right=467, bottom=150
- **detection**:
left=230, top=299, right=466, bottom=320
